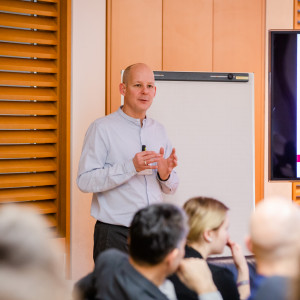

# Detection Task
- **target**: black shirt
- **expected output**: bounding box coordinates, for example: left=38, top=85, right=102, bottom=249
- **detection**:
left=169, top=245, right=240, bottom=300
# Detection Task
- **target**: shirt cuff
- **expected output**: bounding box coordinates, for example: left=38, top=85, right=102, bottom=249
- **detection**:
left=157, top=172, right=170, bottom=181
left=124, top=159, right=137, bottom=174
left=198, top=291, right=223, bottom=300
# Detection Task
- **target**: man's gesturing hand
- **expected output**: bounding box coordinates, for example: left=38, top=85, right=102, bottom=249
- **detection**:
left=133, top=151, right=162, bottom=172
left=157, top=147, right=178, bottom=180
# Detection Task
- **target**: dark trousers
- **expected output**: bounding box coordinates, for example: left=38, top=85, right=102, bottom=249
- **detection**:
left=93, top=220, right=129, bottom=262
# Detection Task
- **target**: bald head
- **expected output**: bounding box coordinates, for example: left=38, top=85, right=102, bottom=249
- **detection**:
left=120, top=63, right=156, bottom=120
left=122, top=63, right=154, bottom=85
left=249, top=197, right=300, bottom=260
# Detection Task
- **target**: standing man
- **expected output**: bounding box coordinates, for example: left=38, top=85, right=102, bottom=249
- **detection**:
left=77, top=63, right=179, bottom=261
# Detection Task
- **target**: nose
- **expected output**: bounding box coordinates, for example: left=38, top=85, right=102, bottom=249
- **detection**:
left=141, top=85, right=148, bottom=94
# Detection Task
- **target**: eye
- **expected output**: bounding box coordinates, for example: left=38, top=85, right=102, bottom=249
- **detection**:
left=135, top=84, right=141, bottom=87
left=147, top=84, right=154, bottom=89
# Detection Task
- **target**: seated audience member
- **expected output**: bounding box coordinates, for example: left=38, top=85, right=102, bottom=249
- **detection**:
left=169, top=197, right=250, bottom=300
left=0, top=205, right=72, bottom=300
left=290, top=255, right=300, bottom=300
left=75, top=203, right=223, bottom=300
left=246, top=196, right=300, bottom=300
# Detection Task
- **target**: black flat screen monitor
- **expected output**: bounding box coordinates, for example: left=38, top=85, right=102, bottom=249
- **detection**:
left=269, top=30, right=300, bottom=180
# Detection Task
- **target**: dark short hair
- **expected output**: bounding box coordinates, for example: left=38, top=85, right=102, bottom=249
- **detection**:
left=129, top=203, right=188, bottom=265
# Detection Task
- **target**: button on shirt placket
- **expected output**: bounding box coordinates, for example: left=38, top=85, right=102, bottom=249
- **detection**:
left=140, top=118, right=150, bottom=206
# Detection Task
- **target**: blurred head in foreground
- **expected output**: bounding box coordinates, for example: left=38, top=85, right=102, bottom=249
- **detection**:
left=246, top=196, right=300, bottom=277
left=0, top=205, right=71, bottom=300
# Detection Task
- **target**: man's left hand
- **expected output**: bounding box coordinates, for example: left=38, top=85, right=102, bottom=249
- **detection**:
left=157, top=147, right=178, bottom=180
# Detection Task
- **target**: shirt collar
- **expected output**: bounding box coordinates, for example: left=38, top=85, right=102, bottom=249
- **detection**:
left=118, top=106, right=147, bottom=126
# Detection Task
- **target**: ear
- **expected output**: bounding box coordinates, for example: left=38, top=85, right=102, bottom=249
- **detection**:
left=203, top=230, right=213, bottom=243
left=166, top=248, right=179, bottom=265
left=163, top=248, right=181, bottom=271
left=162, top=248, right=181, bottom=275
left=245, top=235, right=253, bottom=253
left=119, top=83, right=126, bottom=96
left=154, top=86, right=157, bottom=97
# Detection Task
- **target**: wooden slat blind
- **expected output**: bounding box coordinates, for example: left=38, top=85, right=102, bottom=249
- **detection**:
left=0, top=0, right=60, bottom=229
left=294, top=0, right=300, bottom=29
left=292, top=183, right=300, bottom=205
left=0, top=86, right=57, bottom=100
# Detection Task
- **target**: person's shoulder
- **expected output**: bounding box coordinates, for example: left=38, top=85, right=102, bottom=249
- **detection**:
left=95, top=249, right=128, bottom=268
left=93, top=110, right=120, bottom=125
left=147, top=117, right=164, bottom=126
left=261, top=275, right=290, bottom=291
left=146, top=117, right=167, bottom=134
left=184, top=245, right=203, bottom=259
left=87, top=110, right=121, bottom=134
left=97, top=248, right=127, bottom=260
left=254, top=276, right=290, bottom=300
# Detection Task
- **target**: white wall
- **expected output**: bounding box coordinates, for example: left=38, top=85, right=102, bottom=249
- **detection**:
left=71, top=0, right=106, bottom=280
left=264, top=0, right=294, bottom=199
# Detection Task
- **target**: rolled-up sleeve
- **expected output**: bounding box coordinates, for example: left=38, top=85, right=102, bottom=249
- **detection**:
left=157, top=170, right=179, bottom=194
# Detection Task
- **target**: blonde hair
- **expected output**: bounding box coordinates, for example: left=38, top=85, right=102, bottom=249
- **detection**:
left=183, top=197, right=228, bottom=243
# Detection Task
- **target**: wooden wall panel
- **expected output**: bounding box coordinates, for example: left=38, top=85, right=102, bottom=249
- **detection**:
left=106, top=0, right=266, bottom=203
left=292, top=182, right=300, bottom=205
left=213, top=0, right=265, bottom=203
left=294, top=0, right=300, bottom=29
left=162, top=0, right=213, bottom=71
left=107, top=0, right=163, bottom=113
left=213, top=1, right=264, bottom=71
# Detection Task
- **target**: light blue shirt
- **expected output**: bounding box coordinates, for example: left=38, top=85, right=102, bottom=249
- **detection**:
left=159, top=280, right=223, bottom=300
left=77, top=107, right=179, bottom=226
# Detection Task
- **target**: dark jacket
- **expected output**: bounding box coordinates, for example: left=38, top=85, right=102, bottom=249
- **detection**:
left=74, top=249, right=169, bottom=300
left=249, top=275, right=291, bottom=300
